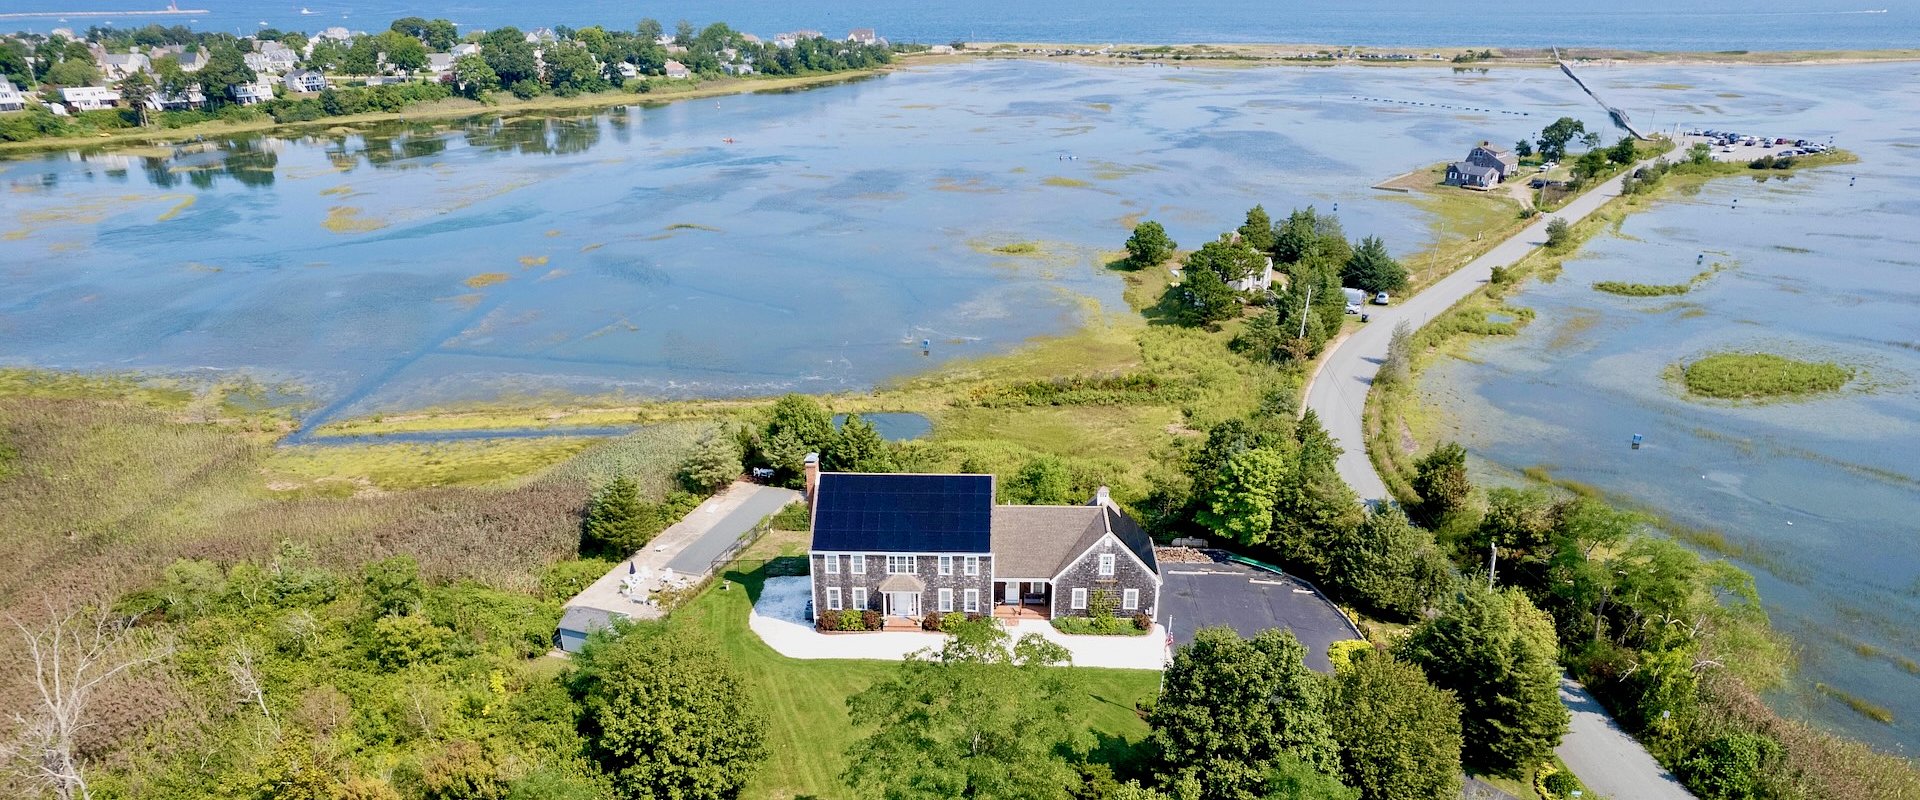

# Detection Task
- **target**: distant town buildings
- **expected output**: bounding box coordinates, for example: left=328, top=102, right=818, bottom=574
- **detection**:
left=284, top=69, right=328, bottom=93
left=229, top=78, right=277, bottom=106
left=61, top=86, right=120, bottom=111
left=663, top=60, right=691, bottom=79
left=0, top=81, right=26, bottom=113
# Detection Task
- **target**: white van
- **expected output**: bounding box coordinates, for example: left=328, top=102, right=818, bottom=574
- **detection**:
left=1372, top=291, right=1390, bottom=306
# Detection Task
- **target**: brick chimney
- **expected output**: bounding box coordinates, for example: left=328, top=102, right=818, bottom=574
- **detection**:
left=802, top=452, right=821, bottom=500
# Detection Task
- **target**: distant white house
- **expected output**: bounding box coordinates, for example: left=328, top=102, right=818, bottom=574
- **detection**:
left=229, top=78, right=277, bottom=105
left=316, top=26, right=352, bottom=42
left=283, top=69, right=328, bottom=93
left=929, top=44, right=955, bottom=55
left=425, top=52, right=457, bottom=77
left=524, top=27, right=558, bottom=44
left=143, top=87, right=205, bottom=112
left=1230, top=254, right=1277, bottom=293
left=61, top=86, right=121, bottom=111
left=245, top=41, right=298, bottom=73
left=663, top=59, right=691, bottom=79
left=451, top=42, right=482, bottom=58
left=177, top=47, right=210, bottom=73
left=0, top=81, right=26, bottom=113
left=847, top=28, right=882, bottom=46
left=98, top=52, right=151, bottom=81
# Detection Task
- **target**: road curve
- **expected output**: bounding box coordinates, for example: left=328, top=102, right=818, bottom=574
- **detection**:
left=1302, top=160, right=1697, bottom=800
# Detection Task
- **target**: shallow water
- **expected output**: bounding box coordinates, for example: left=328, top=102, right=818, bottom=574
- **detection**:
left=9, top=0, right=1920, bottom=51
left=1423, top=63, right=1920, bottom=753
left=2, top=59, right=1617, bottom=426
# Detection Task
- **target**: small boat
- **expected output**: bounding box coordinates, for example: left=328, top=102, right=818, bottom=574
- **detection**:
left=722, top=137, right=736, bottom=143
left=300, top=7, right=314, bottom=14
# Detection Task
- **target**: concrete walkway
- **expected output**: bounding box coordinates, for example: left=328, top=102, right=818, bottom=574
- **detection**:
left=1303, top=157, right=1696, bottom=800
left=565, top=481, right=800, bottom=622
left=749, top=576, right=1169, bottom=670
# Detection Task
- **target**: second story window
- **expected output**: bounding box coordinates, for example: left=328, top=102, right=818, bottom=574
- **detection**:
left=887, top=555, right=917, bottom=575
left=938, top=555, right=953, bottom=576
left=1098, top=553, right=1116, bottom=577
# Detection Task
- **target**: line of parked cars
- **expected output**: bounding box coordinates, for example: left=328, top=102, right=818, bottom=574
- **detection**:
left=1689, top=129, right=1831, bottom=157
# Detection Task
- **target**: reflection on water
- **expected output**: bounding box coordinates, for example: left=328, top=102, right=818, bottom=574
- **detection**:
left=1424, top=63, right=1920, bottom=753
left=5, top=59, right=1608, bottom=423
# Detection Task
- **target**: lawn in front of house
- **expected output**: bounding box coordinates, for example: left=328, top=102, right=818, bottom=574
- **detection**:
left=667, top=528, right=1162, bottom=799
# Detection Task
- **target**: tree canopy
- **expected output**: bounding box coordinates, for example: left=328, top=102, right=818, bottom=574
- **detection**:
left=1125, top=220, right=1176, bottom=269
left=1328, top=650, right=1463, bottom=800
left=1150, top=627, right=1342, bottom=799
left=1340, top=236, right=1406, bottom=294
left=1396, top=583, right=1568, bottom=776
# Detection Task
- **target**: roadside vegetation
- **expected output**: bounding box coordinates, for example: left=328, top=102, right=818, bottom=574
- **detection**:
left=1361, top=141, right=1920, bottom=800
left=1672, top=352, right=1854, bottom=401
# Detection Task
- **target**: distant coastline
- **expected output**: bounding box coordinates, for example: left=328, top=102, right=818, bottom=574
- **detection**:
left=961, top=41, right=1920, bottom=66
left=0, top=8, right=207, bottom=19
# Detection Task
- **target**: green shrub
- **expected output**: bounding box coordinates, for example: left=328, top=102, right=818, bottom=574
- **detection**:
left=769, top=502, right=810, bottom=531
left=538, top=559, right=613, bottom=602
left=1051, top=615, right=1148, bottom=636
left=837, top=610, right=865, bottom=632
left=1679, top=352, right=1852, bottom=400
left=369, top=613, right=452, bottom=667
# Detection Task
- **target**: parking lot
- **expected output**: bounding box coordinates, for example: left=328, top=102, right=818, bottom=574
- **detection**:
left=1158, top=553, right=1361, bottom=672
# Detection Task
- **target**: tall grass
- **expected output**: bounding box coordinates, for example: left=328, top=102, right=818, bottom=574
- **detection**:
left=1678, top=352, right=1853, bottom=400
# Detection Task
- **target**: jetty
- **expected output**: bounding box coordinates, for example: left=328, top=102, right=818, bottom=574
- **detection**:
left=1553, top=48, right=1649, bottom=140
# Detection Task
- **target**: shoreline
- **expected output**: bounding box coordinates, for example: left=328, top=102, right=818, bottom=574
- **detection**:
left=961, top=41, right=1920, bottom=66
left=0, top=65, right=899, bottom=157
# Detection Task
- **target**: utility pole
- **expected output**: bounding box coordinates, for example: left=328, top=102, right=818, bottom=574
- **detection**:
left=1297, top=284, right=1314, bottom=338
left=1488, top=544, right=1498, bottom=589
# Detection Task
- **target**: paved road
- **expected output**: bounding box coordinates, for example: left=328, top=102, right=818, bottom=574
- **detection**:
left=1303, top=160, right=1696, bottom=800
left=1558, top=679, right=1695, bottom=800
left=1305, top=157, right=1659, bottom=504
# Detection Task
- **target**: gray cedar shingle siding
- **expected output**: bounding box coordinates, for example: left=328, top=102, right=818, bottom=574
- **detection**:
left=1447, top=161, right=1499, bottom=187
left=1467, top=144, right=1519, bottom=179
left=811, top=553, right=993, bottom=615
left=1051, top=532, right=1160, bottom=619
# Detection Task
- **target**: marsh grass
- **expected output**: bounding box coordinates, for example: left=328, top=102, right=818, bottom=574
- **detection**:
left=1042, top=176, right=1092, bottom=188
left=992, top=241, right=1042, bottom=255
left=322, top=205, right=386, bottom=233
left=1675, top=352, right=1853, bottom=400
left=464, top=272, right=510, bottom=288
left=265, top=438, right=599, bottom=493
left=1818, top=683, right=1896, bottom=725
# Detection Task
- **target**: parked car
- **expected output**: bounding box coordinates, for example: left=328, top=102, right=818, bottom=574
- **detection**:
left=1345, top=302, right=1362, bottom=315
left=1372, top=291, right=1390, bottom=306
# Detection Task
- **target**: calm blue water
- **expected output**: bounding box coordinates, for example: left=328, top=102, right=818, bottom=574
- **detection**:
left=1424, top=63, right=1920, bottom=754
left=3, top=0, right=1918, bottom=51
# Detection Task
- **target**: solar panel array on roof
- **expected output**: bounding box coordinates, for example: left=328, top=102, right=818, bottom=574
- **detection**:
left=811, top=473, right=993, bottom=553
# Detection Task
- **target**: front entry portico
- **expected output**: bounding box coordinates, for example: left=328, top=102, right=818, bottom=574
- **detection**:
left=885, top=591, right=920, bottom=618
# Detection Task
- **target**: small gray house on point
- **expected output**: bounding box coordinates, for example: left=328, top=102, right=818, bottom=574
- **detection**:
left=1446, top=161, right=1500, bottom=189
left=806, top=470, right=1161, bottom=625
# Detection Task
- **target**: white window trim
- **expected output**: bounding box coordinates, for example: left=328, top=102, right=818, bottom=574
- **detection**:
left=938, top=588, right=954, bottom=613
left=938, top=555, right=953, bottom=576
left=1122, top=588, right=1139, bottom=610
left=851, top=554, right=866, bottom=575
left=823, top=554, right=839, bottom=575
left=1071, top=588, right=1088, bottom=610
left=964, top=588, right=979, bottom=613
left=1098, top=553, right=1115, bottom=577
left=852, top=587, right=867, bottom=610
left=963, top=555, right=979, bottom=576
left=826, top=587, right=842, bottom=611
left=886, top=555, right=918, bottom=575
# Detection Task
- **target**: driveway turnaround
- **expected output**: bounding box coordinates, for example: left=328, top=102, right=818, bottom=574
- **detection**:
left=750, top=576, right=1168, bottom=670
left=1157, top=556, right=1360, bottom=672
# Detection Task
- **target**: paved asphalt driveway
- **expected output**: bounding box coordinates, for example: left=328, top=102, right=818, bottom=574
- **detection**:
left=666, top=484, right=801, bottom=573
left=1159, top=557, right=1360, bottom=672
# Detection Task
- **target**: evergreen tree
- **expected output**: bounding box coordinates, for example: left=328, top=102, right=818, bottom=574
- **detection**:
left=582, top=477, right=649, bottom=556
left=1150, top=627, right=1342, bottom=799
left=1271, top=207, right=1323, bottom=266
left=1269, top=411, right=1363, bottom=573
left=1396, top=584, right=1569, bottom=776
left=1328, top=651, right=1463, bottom=800
left=1409, top=442, right=1473, bottom=529
left=1125, top=220, right=1176, bottom=269
left=678, top=431, right=743, bottom=492
left=1341, top=236, right=1407, bottom=294
left=361, top=555, right=424, bottom=619
left=1238, top=205, right=1276, bottom=253
left=1326, top=506, right=1450, bottom=620
left=824, top=414, right=897, bottom=473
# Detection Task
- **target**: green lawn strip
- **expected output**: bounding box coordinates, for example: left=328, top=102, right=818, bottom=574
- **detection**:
left=668, top=530, right=1159, bottom=799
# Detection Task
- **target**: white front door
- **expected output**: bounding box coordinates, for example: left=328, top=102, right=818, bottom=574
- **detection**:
left=889, top=592, right=920, bottom=617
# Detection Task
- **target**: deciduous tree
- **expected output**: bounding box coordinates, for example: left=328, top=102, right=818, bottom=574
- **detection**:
left=1535, top=117, right=1586, bottom=162
left=5, top=605, right=171, bottom=800
left=1195, top=447, right=1286, bottom=546
left=573, top=625, right=766, bottom=800
left=1007, top=456, right=1074, bottom=505
left=678, top=430, right=743, bottom=492
left=1326, top=506, right=1450, bottom=620
left=1150, top=627, right=1341, bottom=799
left=1125, top=220, right=1176, bottom=269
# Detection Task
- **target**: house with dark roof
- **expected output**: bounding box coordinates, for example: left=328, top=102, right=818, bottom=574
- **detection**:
left=806, top=470, right=1161, bottom=626
left=1467, top=141, right=1519, bottom=178
left=1446, top=160, right=1500, bottom=189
